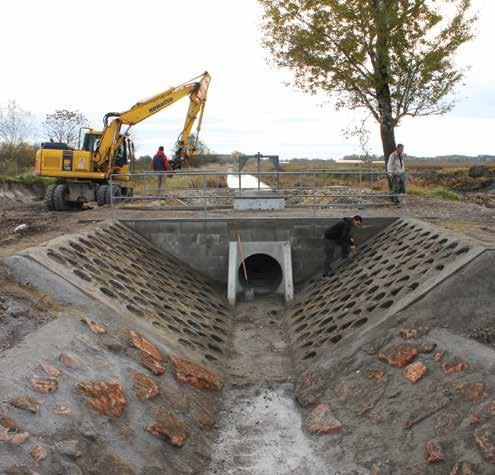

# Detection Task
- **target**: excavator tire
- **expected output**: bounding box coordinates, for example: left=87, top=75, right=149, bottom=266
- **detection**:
left=96, top=185, right=109, bottom=207
left=53, top=184, right=71, bottom=211
left=44, top=184, right=57, bottom=210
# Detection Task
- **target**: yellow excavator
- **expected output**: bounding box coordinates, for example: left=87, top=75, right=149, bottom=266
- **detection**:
left=35, top=72, right=211, bottom=210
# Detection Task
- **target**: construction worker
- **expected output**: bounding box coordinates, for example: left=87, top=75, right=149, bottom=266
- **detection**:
left=323, top=216, right=363, bottom=277
left=152, top=146, right=172, bottom=192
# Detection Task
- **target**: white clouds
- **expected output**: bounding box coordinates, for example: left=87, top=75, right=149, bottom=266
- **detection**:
left=0, top=0, right=493, bottom=158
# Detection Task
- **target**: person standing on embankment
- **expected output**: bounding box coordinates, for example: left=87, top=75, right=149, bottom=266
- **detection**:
left=387, top=144, right=407, bottom=205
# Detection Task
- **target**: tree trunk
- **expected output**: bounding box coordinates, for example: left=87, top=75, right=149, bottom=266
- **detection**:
left=380, top=123, right=396, bottom=168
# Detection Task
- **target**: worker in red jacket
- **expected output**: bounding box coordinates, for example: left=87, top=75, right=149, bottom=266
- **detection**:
left=152, top=146, right=172, bottom=191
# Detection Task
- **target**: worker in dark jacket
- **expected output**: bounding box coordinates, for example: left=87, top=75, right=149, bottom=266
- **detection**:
left=323, top=215, right=363, bottom=276
left=152, top=146, right=172, bottom=191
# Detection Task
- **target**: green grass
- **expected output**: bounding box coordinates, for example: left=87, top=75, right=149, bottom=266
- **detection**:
left=408, top=184, right=461, bottom=201
left=0, top=173, right=54, bottom=187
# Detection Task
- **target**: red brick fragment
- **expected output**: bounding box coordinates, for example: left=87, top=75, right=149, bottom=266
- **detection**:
left=404, top=361, right=428, bottom=384
left=456, top=383, right=488, bottom=403
left=129, top=330, right=163, bottom=362
left=77, top=381, right=127, bottom=417
left=40, top=362, right=63, bottom=378
left=171, top=356, right=223, bottom=391
left=475, top=426, right=495, bottom=463
left=443, top=361, right=469, bottom=374
left=10, top=396, right=41, bottom=413
left=305, top=404, right=343, bottom=434
left=450, top=463, right=475, bottom=475
left=425, top=440, right=445, bottom=463
left=140, top=352, right=166, bottom=375
left=31, top=445, right=48, bottom=462
left=30, top=376, right=58, bottom=394
left=0, top=427, right=30, bottom=445
left=367, top=370, right=385, bottom=381
left=59, top=352, right=82, bottom=370
left=82, top=318, right=107, bottom=335
left=146, top=407, right=188, bottom=447
left=378, top=343, right=417, bottom=368
left=132, top=372, right=159, bottom=401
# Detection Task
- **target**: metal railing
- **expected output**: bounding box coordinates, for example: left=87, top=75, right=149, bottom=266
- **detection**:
left=109, top=168, right=407, bottom=212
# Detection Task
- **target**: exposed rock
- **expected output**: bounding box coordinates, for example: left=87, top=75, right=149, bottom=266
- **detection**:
left=10, top=395, right=41, bottom=413
left=475, top=423, right=495, bottom=463
left=367, top=370, right=385, bottom=381
left=171, top=356, right=223, bottom=391
left=418, top=342, right=437, bottom=354
left=379, top=343, right=417, bottom=368
left=140, top=351, right=166, bottom=375
left=400, top=326, right=430, bottom=340
left=434, top=351, right=445, bottom=363
left=30, top=376, right=58, bottom=394
left=100, top=336, right=125, bottom=353
left=82, top=317, right=107, bottom=334
left=53, top=406, right=72, bottom=416
left=59, top=352, right=82, bottom=370
left=450, top=462, right=475, bottom=474
left=146, top=407, right=188, bottom=447
left=55, top=439, right=82, bottom=458
left=0, top=427, right=30, bottom=445
left=40, top=362, right=63, bottom=377
left=0, top=415, right=19, bottom=431
left=128, top=330, right=163, bottom=362
left=305, top=404, right=343, bottom=434
left=456, top=383, right=488, bottom=403
left=443, top=361, right=469, bottom=374
left=425, top=440, right=445, bottom=464
left=31, top=445, right=48, bottom=462
left=77, top=381, right=128, bottom=417
left=132, top=372, right=159, bottom=400
left=404, top=361, right=428, bottom=384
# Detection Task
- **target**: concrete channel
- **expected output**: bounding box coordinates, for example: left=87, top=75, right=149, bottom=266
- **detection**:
left=1, top=217, right=495, bottom=473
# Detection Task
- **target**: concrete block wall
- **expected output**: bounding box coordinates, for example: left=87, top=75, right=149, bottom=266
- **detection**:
left=124, top=217, right=395, bottom=286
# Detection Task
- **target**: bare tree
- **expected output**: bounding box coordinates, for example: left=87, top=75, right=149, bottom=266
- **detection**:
left=43, top=109, right=89, bottom=148
left=0, top=100, right=34, bottom=175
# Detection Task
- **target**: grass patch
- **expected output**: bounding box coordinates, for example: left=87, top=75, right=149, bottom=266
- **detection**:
left=0, top=173, right=54, bottom=188
left=408, top=184, right=461, bottom=201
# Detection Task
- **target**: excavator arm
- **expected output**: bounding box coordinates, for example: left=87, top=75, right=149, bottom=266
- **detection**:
left=93, top=72, right=211, bottom=171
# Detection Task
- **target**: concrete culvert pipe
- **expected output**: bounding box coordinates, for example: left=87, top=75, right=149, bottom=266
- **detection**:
left=238, top=253, right=283, bottom=295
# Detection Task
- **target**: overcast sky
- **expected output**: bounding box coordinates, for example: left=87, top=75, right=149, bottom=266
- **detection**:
left=0, top=0, right=494, bottom=159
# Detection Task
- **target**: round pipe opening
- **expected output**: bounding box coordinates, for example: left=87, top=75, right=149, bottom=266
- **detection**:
left=238, top=253, right=283, bottom=295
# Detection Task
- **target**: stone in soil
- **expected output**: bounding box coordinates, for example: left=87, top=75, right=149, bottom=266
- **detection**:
left=53, top=406, right=72, bottom=416
left=59, top=352, right=82, bottom=370
left=128, top=330, right=163, bottom=362
left=443, top=360, right=469, bottom=374
left=425, top=439, right=445, bottom=463
left=367, top=370, right=385, bottom=381
left=304, top=404, right=343, bottom=434
left=0, top=427, right=30, bottom=445
left=474, top=422, right=495, bottom=463
left=404, top=361, right=428, bottom=384
left=40, top=362, right=63, bottom=377
left=171, top=356, right=222, bottom=391
left=132, top=372, right=159, bottom=400
left=30, top=376, right=58, bottom=393
left=77, top=381, right=128, bottom=417
left=55, top=440, right=81, bottom=458
left=10, top=395, right=41, bottom=413
left=31, top=445, right=48, bottom=462
left=456, top=383, right=488, bottom=403
left=82, top=317, right=107, bottom=334
left=450, top=462, right=475, bottom=474
left=379, top=343, right=417, bottom=368
left=146, top=407, right=188, bottom=447
left=140, top=351, right=165, bottom=375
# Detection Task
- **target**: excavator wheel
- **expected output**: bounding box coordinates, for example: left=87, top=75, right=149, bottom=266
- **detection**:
left=96, top=185, right=109, bottom=207
left=44, top=184, right=57, bottom=210
left=53, top=184, right=71, bottom=211
left=97, top=184, right=121, bottom=207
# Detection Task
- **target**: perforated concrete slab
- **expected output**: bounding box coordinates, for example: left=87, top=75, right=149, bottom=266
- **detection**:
left=288, top=218, right=491, bottom=373
left=3, top=221, right=232, bottom=372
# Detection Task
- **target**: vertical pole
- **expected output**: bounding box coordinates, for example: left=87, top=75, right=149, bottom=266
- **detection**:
left=238, top=157, right=242, bottom=196
left=312, top=171, right=316, bottom=216
left=144, top=172, right=148, bottom=200
left=257, top=152, right=261, bottom=191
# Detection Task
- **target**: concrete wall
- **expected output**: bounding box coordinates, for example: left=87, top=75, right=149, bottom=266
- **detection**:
left=123, top=217, right=395, bottom=286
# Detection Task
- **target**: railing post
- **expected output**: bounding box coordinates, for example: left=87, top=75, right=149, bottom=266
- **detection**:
left=203, top=173, right=207, bottom=217
left=312, top=171, right=316, bottom=216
